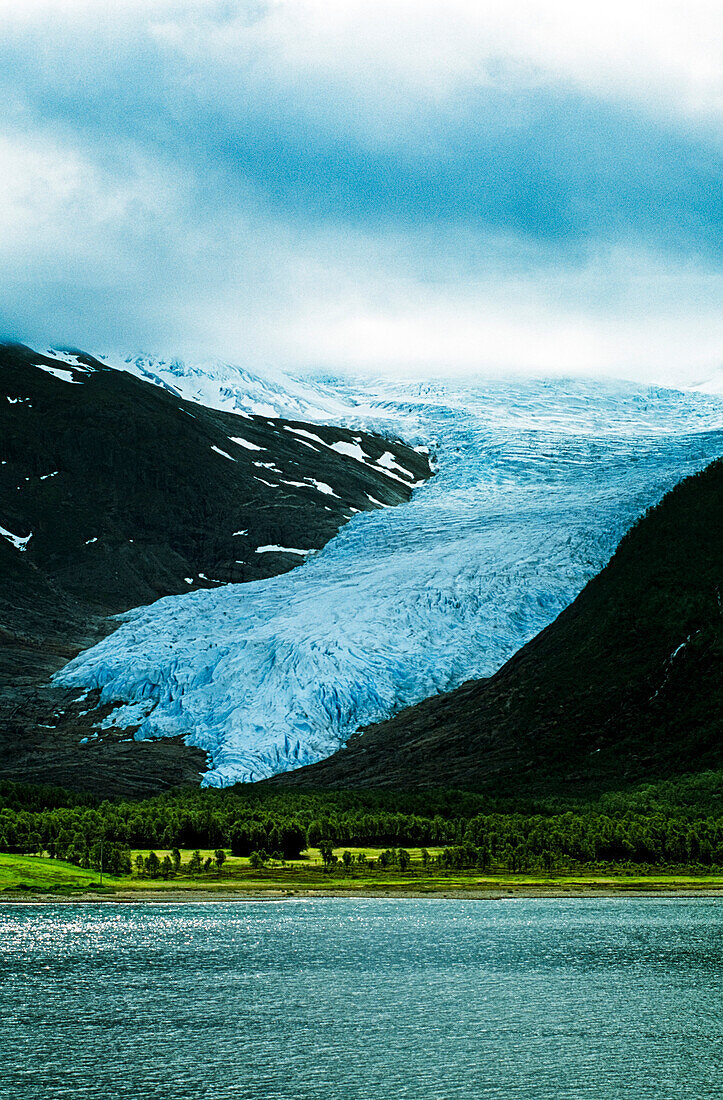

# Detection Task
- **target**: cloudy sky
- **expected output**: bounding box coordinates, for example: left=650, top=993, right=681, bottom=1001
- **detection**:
left=0, top=0, right=720, bottom=384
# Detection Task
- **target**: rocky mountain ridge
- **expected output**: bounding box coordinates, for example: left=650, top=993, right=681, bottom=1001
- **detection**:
left=276, top=458, right=723, bottom=792
left=0, top=342, right=431, bottom=793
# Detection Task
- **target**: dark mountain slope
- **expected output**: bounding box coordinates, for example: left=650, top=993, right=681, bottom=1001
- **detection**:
left=0, top=343, right=431, bottom=793
left=276, top=457, right=722, bottom=792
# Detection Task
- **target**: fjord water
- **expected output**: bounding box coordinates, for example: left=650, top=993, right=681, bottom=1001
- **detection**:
left=3, top=899, right=723, bottom=1099
left=56, top=375, right=723, bottom=783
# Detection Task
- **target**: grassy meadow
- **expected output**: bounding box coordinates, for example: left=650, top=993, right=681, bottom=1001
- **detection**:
left=4, top=847, right=723, bottom=898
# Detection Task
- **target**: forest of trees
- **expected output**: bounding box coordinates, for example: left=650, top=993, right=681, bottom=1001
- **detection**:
left=4, top=773, right=723, bottom=875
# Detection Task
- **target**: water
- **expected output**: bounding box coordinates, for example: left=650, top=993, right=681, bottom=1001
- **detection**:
left=2, top=898, right=723, bottom=1099
left=55, top=376, right=723, bottom=783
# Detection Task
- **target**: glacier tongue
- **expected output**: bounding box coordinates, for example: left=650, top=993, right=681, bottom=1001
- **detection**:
left=55, top=374, right=723, bottom=785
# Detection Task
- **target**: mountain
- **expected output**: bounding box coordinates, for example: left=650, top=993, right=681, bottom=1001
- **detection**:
left=102, top=351, right=359, bottom=423
left=5, top=352, right=720, bottom=795
left=275, top=457, right=723, bottom=791
left=0, top=343, right=431, bottom=794
left=45, top=373, right=723, bottom=790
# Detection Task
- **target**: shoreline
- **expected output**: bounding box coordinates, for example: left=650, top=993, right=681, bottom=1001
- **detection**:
left=3, top=885, right=723, bottom=904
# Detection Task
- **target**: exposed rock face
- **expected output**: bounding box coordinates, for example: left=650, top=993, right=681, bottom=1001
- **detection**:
left=0, top=343, right=431, bottom=794
left=276, top=459, right=723, bottom=792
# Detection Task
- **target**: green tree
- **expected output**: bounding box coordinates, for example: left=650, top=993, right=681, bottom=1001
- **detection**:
left=188, top=849, right=203, bottom=874
left=214, top=848, right=226, bottom=872
left=161, top=855, right=173, bottom=879
left=342, top=850, right=353, bottom=873
left=26, top=831, right=42, bottom=855
left=171, top=847, right=181, bottom=873
left=145, top=851, right=161, bottom=878
left=318, top=842, right=335, bottom=870
left=135, top=853, right=145, bottom=876
left=477, top=845, right=491, bottom=871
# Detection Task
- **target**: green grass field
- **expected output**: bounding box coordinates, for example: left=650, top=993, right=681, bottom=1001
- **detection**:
left=4, top=848, right=723, bottom=897
left=0, top=853, right=122, bottom=893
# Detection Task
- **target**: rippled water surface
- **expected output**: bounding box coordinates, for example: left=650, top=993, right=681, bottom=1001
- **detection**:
left=3, top=899, right=723, bottom=1099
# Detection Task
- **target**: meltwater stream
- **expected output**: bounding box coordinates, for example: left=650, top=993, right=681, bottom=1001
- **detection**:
left=56, top=375, right=723, bottom=784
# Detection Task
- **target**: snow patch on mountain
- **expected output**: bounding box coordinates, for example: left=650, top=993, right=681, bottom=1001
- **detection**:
left=55, top=373, right=723, bottom=786
left=44, top=349, right=94, bottom=370
left=210, top=445, right=236, bottom=462
left=255, top=545, right=314, bottom=557
left=304, top=478, right=337, bottom=497
left=0, top=524, right=32, bottom=551
left=36, top=364, right=84, bottom=385
left=229, top=436, right=265, bottom=452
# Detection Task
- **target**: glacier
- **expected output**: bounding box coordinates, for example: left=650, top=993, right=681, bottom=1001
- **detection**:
left=55, top=370, right=723, bottom=785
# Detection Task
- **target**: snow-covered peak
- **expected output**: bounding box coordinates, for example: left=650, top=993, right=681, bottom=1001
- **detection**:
left=43, top=349, right=96, bottom=371
left=98, top=352, right=359, bottom=424
left=691, top=366, right=723, bottom=396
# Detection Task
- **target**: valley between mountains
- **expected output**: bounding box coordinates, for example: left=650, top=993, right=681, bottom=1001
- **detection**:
left=1, top=342, right=721, bottom=796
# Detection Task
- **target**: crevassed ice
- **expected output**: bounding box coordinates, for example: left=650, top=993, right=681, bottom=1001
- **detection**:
left=55, top=374, right=723, bottom=785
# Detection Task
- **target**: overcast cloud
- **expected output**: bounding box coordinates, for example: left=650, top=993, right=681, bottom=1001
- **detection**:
left=0, top=0, right=720, bottom=384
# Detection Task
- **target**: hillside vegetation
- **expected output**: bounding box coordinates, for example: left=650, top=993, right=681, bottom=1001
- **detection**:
left=6, top=776, right=723, bottom=894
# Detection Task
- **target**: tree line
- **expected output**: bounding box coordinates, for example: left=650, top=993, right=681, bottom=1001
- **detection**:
left=4, top=776, right=723, bottom=872
left=135, top=848, right=227, bottom=879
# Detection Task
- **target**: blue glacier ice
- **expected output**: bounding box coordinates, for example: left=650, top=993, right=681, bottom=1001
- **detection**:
left=55, top=370, right=723, bottom=785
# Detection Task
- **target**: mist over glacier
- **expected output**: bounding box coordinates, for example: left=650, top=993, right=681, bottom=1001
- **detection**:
left=55, top=368, right=723, bottom=785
